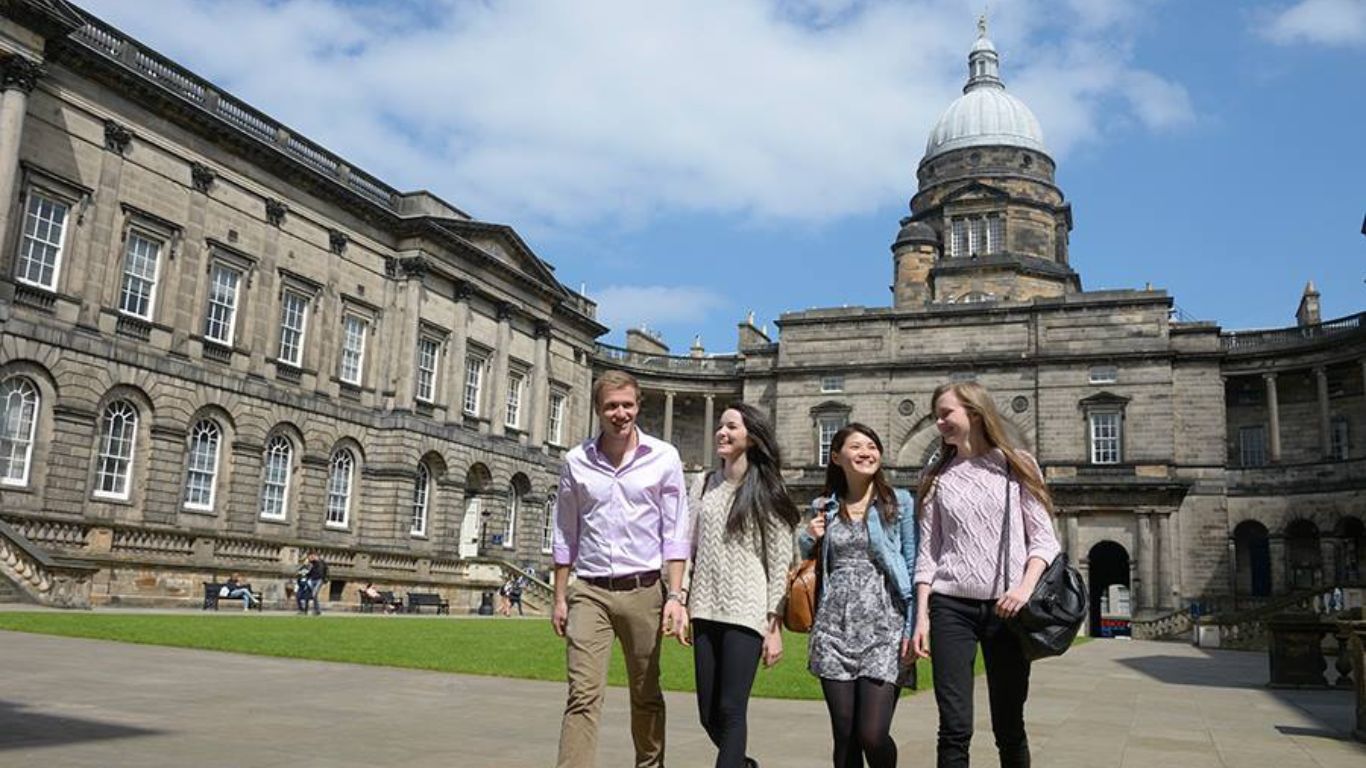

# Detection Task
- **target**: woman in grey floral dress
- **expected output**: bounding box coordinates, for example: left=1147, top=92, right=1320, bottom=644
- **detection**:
left=799, top=423, right=918, bottom=768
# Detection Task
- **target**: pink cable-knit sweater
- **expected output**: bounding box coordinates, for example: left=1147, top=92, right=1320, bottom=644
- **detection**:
left=914, top=449, right=1061, bottom=600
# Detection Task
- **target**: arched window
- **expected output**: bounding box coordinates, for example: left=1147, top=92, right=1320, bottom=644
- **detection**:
left=0, top=377, right=40, bottom=486
left=326, top=449, right=355, bottom=528
left=259, top=434, right=293, bottom=520
left=541, top=495, right=556, bottom=554
left=183, top=419, right=222, bottom=510
left=504, top=482, right=520, bottom=549
left=411, top=463, right=430, bottom=536
left=95, top=400, right=138, bottom=499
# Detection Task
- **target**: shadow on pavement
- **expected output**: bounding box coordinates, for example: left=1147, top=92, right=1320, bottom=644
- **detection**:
left=1114, top=652, right=1264, bottom=689
left=0, top=700, right=161, bottom=750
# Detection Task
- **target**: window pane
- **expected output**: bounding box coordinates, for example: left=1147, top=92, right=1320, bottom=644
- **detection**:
left=987, top=214, right=1004, bottom=254
left=411, top=464, right=430, bottom=535
left=1090, top=412, right=1120, bottom=464
left=506, top=374, right=523, bottom=428
left=1240, top=426, right=1267, bottom=467
left=327, top=450, right=354, bottom=526
left=339, top=315, right=367, bottom=384
left=278, top=292, right=308, bottom=367
left=204, top=264, right=240, bottom=344
left=416, top=338, right=438, bottom=402
left=118, top=232, right=161, bottom=319
left=463, top=355, right=485, bottom=415
left=505, top=484, right=518, bottom=548
left=951, top=218, right=966, bottom=258
left=541, top=496, right=555, bottom=553
left=0, top=378, right=40, bottom=486
left=548, top=393, right=565, bottom=445
left=259, top=435, right=292, bottom=519
left=818, top=416, right=844, bottom=466
left=17, top=191, right=68, bottom=289
left=183, top=419, right=221, bottom=510
left=1331, top=418, right=1349, bottom=461
left=96, top=401, right=138, bottom=498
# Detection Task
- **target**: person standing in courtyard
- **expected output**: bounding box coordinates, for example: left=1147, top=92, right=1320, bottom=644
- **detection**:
left=298, top=552, right=327, bottom=616
left=551, top=370, right=691, bottom=768
left=911, top=381, right=1061, bottom=768
left=684, top=402, right=800, bottom=768
left=802, top=423, right=918, bottom=768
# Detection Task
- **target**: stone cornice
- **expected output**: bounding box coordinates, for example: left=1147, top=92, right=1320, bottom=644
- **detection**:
left=1, top=55, right=44, bottom=93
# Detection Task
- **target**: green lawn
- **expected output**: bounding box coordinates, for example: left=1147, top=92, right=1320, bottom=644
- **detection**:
left=0, top=611, right=985, bottom=700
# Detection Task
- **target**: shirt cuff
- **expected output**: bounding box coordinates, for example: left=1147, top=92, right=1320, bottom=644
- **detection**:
left=662, top=540, right=693, bottom=561
left=552, top=544, right=574, bottom=565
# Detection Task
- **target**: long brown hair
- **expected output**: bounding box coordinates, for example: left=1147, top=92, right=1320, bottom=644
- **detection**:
left=917, top=381, right=1053, bottom=513
left=821, top=422, right=898, bottom=523
left=721, top=402, right=801, bottom=534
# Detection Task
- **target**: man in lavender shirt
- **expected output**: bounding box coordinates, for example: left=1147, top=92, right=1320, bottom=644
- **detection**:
left=551, top=369, right=691, bottom=768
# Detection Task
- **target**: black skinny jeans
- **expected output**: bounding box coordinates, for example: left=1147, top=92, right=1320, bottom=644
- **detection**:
left=929, top=593, right=1032, bottom=768
left=692, top=618, right=763, bottom=768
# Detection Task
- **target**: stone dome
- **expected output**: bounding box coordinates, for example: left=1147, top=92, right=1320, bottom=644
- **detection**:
left=924, top=20, right=1047, bottom=162
left=894, top=218, right=938, bottom=247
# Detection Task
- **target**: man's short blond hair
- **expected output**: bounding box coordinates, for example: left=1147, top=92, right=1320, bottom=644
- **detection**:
left=593, top=370, right=640, bottom=408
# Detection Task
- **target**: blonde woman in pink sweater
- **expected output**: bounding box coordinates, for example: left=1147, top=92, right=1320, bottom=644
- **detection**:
left=910, top=381, right=1060, bottom=768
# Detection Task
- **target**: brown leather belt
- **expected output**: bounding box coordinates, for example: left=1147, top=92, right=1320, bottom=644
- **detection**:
left=582, top=570, right=660, bottom=591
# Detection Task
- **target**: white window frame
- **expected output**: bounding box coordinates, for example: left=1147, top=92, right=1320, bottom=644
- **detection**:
left=277, top=290, right=309, bottom=368
left=820, top=374, right=845, bottom=393
left=818, top=416, right=844, bottom=466
left=118, top=230, right=163, bottom=321
left=326, top=449, right=355, bottom=528
left=415, top=337, right=439, bottom=404
left=94, top=400, right=138, bottom=500
left=411, top=463, right=430, bottom=536
left=1331, top=417, right=1349, bottom=461
left=0, top=377, right=40, bottom=487
left=1089, top=366, right=1119, bottom=385
left=182, top=419, right=222, bottom=511
left=203, top=262, right=241, bottom=346
left=950, top=217, right=967, bottom=258
left=541, top=495, right=555, bottom=554
left=547, top=392, right=566, bottom=446
left=1240, top=425, right=1267, bottom=467
left=504, top=483, right=519, bottom=549
left=1089, top=411, right=1122, bottom=465
left=339, top=314, right=367, bottom=386
left=16, top=188, right=70, bottom=291
left=463, top=353, right=487, bottom=416
left=505, top=372, right=524, bottom=429
left=259, top=434, right=292, bottom=521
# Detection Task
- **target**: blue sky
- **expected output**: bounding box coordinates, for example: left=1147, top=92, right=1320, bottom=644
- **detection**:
left=82, top=0, right=1365, bottom=353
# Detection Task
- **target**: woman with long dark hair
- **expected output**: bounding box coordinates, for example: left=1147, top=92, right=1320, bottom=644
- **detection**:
left=910, top=381, right=1061, bottom=767
left=799, top=422, right=917, bottom=768
left=684, top=402, right=801, bottom=768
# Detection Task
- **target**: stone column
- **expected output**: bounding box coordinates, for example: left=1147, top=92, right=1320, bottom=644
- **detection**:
left=663, top=390, right=676, bottom=443
left=445, top=282, right=471, bottom=417
left=529, top=321, right=550, bottom=447
left=1264, top=373, right=1282, bottom=463
left=1157, top=512, right=1173, bottom=609
left=1316, top=367, right=1332, bottom=457
left=1228, top=536, right=1240, bottom=608
left=1065, top=513, right=1081, bottom=564
left=1137, top=512, right=1156, bottom=612
left=391, top=270, right=423, bottom=412
left=703, top=394, right=715, bottom=460
left=490, top=302, right=513, bottom=436
left=0, top=57, right=40, bottom=269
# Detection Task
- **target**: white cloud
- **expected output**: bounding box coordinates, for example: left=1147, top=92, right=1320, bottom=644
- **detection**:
left=79, top=0, right=1193, bottom=230
left=1262, top=0, right=1366, bottom=47
left=592, top=285, right=729, bottom=333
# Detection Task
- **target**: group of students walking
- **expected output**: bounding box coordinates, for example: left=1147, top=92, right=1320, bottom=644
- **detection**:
left=550, top=369, right=1061, bottom=767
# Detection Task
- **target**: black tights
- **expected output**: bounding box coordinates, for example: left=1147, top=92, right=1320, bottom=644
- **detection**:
left=693, top=619, right=763, bottom=768
left=820, top=676, right=899, bottom=768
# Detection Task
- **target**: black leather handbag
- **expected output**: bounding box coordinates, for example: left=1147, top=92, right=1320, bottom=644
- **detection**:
left=997, top=466, right=1088, bottom=660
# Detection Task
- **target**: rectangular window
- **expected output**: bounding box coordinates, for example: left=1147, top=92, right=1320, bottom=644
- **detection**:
left=541, top=498, right=555, bottom=554
left=277, top=291, right=308, bottom=367
left=506, top=373, right=524, bottom=429
left=339, top=315, right=367, bottom=385
left=968, top=217, right=986, bottom=256
left=820, top=374, right=845, bottom=393
left=818, top=416, right=844, bottom=466
left=16, top=190, right=69, bottom=290
left=547, top=392, right=566, bottom=445
left=463, top=354, right=486, bottom=416
left=203, top=263, right=241, bottom=345
left=951, top=218, right=967, bottom=258
left=1331, top=418, right=1349, bottom=461
left=415, top=337, right=439, bottom=403
left=118, top=231, right=162, bottom=320
left=1089, top=412, right=1121, bottom=464
left=987, top=214, right=1004, bottom=254
left=1239, top=425, right=1267, bottom=467
left=1089, top=366, right=1118, bottom=385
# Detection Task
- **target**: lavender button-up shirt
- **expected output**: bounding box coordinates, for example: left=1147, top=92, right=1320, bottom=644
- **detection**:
left=552, top=430, right=691, bottom=578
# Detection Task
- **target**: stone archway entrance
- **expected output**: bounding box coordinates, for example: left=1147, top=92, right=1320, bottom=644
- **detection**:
left=1234, top=520, right=1272, bottom=598
left=1088, top=540, right=1130, bottom=638
left=459, top=464, right=492, bottom=559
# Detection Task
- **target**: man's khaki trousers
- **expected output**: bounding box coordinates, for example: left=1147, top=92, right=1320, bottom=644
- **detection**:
left=556, top=579, right=665, bottom=768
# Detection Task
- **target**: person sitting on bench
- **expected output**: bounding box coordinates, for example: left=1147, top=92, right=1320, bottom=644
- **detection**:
left=223, top=572, right=256, bottom=611
left=362, top=582, right=396, bottom=614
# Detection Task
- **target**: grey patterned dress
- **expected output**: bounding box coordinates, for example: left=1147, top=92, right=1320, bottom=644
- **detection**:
left=807, top=514, right=903, bottom=684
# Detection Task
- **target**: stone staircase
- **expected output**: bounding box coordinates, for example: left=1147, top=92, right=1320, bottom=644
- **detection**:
left=0, top=518, right=96, bottom=608
left=0, top=572, right=24, bottom=604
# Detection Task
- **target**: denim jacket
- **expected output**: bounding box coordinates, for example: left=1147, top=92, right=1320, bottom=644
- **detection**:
left=797, top=488, right=918, bottom=637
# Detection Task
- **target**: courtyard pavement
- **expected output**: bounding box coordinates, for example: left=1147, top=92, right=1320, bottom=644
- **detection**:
left=1, top=615, right=1362, bottom=767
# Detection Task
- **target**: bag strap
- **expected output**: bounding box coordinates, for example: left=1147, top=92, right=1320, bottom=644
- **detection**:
left=995, top=463, right=1013, bottom=595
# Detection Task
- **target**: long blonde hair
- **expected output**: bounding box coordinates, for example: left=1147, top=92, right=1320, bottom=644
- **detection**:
left=917, top=381, right=1053, bottom=514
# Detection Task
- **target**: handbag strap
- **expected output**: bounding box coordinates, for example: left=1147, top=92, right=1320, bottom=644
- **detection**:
left=995, top=464, right=1013, bottom=595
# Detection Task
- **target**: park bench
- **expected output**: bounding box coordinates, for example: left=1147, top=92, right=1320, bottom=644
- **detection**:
left=359, top=589, right=403, bottom=613
left=202, top=581, right=263, bottom=611
left=406, top=592, right=450, bottom=614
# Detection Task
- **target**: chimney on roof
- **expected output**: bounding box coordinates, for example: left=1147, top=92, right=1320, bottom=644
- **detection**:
left=1296, top=281, right=1321, bottom=327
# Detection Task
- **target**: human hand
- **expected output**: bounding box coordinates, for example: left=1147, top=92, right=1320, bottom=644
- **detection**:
left=911, top=622, right=931, bottom=659
left=662, top=599, right=691, bottom=646
left=762, top=630, right=784, bottom=668
left=808, top=515, right=826, bottom=541
left=552, top=598, right=569, bottom=637
left=995, top=585, right=1031, bottom=619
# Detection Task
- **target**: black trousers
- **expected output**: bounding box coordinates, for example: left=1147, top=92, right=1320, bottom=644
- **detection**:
left=692, top=619, right=763, bottom=768
left=929, top=593, right=1032, bottom=768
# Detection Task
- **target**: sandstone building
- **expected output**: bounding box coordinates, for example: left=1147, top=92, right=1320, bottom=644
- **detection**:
left=1, top=4, right=1361, bottom=630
